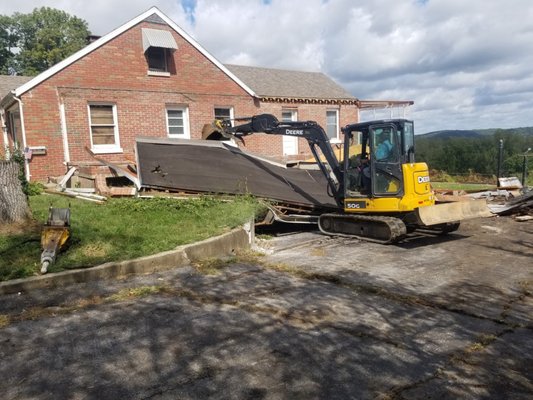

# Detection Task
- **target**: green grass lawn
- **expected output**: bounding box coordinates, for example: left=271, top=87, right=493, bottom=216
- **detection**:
left=431, top=182, right=497, bottom=191
left=0, top=194, right=261, bottom=281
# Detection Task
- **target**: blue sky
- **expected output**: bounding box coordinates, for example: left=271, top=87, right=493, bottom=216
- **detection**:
left=2, top=0, right=533, bottom=134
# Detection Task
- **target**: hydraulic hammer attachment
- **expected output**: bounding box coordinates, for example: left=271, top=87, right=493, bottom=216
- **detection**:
left=415, top=199, right=493, bottom=226
left=40, top=207, right=71, bottom=274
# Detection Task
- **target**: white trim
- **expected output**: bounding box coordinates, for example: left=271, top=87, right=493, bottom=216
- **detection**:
left=12, top=96, right=30, bottom=180
left=166, top=106, right=190, bottom=139
left=91, top=147, right=124, bottom=154
left=281, top=109, right=299, bottom=155
left=59, top=102, right=70, bottom=163
left=147, top=70, right=171, bottom=77
left=0, top=109, right=9, bottom=159
left=14, top=7, right=257, bottom=98
left=326, top=109, right=340, bottom=141
left=88, top=103, right=122, bottom=153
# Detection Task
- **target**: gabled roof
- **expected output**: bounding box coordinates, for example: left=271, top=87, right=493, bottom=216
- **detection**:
left=13, top=7, right=257, bottom=98
left=0, top=75, right=33, bottom=102
left=225, top=64, right=356, bottom=103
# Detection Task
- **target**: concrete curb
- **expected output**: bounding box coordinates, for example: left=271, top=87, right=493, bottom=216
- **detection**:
left=0, top=223, right=254, bottom=295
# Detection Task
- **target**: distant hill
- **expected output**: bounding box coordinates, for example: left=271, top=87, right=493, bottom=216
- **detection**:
left=419, top=127, right=533, bottom=139
left=419, top=130, right=483, bottom=139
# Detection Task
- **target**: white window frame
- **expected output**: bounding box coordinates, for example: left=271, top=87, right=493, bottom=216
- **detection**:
left=281, top=109, right=298, bottom=122
left=281, top=109, right=299, bottom=156
left=326, top=109, right=341, bottom=143
left=166, top=106, right=190, bottom=139
left=88, top=103, right=122, bottom=154
left=214, top=107, right=234, bottom=126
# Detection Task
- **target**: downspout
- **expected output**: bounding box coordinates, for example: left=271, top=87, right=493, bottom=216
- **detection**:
left=59, top=102, right=70, bottom=164
left=13, top=93, right=31, bottom=181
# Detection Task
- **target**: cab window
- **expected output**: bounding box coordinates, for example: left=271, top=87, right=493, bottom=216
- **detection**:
left=371, top=126, right=399, bottom=163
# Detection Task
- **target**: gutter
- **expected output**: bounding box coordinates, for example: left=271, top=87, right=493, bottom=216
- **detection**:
left=12, top=93, right=31, bottom=181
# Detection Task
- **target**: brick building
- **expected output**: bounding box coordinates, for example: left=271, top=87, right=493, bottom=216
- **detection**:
left=0, top=7, right=412, bottom=184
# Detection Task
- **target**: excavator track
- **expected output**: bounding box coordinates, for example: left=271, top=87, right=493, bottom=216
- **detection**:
left=318, top=214, right=407, bottom=244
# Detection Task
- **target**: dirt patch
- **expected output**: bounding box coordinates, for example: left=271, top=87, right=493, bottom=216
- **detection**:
left=0, top=219, right=41, bottom=236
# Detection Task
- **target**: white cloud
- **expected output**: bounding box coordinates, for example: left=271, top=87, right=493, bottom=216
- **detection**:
left=2, top=0, right=533, bottom=133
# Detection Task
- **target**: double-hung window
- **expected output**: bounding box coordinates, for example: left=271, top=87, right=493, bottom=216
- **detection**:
left=214, top=107, right=233, bottom=125
left=281, top=109, right=299, bottom=155
left=166, top=107, right=190, bottom=139
left=88, top=104, right=122, bottom=153
left=282, top=109, right=297, bottom=122
left=326, top=110, right=340, bottom=142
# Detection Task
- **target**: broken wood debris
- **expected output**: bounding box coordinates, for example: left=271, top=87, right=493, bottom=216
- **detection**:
left=45, top=188, right=106, bottom=204
left=487, top=190, right=533, bottom=215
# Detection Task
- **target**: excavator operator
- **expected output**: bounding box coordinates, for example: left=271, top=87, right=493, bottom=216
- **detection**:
left=374, top=130, right=394, bottom=160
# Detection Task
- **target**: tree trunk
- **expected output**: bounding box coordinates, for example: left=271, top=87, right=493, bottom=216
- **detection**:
left=0, top=161, right=31, bottom=224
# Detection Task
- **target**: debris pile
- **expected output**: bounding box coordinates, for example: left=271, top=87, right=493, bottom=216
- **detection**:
left=487, top=190, right=533, bottom=218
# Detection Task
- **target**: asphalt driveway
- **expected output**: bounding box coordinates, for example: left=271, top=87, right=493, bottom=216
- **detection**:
left=0, top=216, right=531, bottom=399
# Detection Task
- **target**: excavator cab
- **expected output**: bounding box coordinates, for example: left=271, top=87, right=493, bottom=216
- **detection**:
left=343, top=120, right=415, bottom=197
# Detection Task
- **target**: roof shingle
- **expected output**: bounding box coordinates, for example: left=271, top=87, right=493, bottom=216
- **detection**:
left=0, top=75, right=33, bottom=101
left=225, top=64, right=356, bottom=101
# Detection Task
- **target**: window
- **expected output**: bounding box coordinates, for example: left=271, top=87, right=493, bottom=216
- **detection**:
left=8, top=111, right=21, bottom=148
left=146, top=47, right=170, bottom=73
left=166, top=107, right=190, bottom=139
left=88, top=104, right=121, bottom=153
left=142, top=28, right=178, bottom=76
left=214, top=107, right=233, bottom=124
left=326, top=110, right=339, bottom=141
left=281, top=109, right=298, bottom=155
left=371, top=126, right=399, bottom=163
left=282, top=109, right=297, bottom=122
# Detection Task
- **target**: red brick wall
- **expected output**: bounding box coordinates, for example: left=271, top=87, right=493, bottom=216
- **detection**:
left=18, top=19, right=359, bottom=182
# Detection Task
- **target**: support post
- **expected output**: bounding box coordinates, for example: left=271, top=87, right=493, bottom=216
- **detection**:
left=496, top=139, right=503, bottom=188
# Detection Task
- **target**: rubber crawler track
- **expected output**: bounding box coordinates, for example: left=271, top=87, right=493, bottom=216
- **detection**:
left=318, top=214, right=408, bottom=244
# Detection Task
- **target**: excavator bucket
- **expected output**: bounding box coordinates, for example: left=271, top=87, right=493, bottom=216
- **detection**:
left=201, top=122, right=223, bottom=140
left=416, top=199, right=494, bottom=226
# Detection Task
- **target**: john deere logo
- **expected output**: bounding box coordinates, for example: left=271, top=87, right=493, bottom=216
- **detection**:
left=417, top=176, right=430, bottom=183
left=285, top=129, right=304, bottom=136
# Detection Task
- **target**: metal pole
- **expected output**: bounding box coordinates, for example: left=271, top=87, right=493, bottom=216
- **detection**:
left=496, top=139, right=503, bottom=187
left=522, top=148, right=531, bottom=188
left=522, top=155, right=527, bottom=187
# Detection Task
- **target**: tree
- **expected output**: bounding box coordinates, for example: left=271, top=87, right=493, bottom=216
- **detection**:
left=0, top=161, right=31, bottom=224
left=0, top=15, right=16, bottom=74
left=2, top=7, right=90, bottom=76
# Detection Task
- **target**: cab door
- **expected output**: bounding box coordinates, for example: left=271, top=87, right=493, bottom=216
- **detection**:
left=370, top=124, right=404, bottom=197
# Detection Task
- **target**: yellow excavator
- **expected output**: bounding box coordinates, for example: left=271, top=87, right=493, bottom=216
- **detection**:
left=213, top=114, right=492, bottom=243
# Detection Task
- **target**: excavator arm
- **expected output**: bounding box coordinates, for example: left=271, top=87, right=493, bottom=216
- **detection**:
left=218, top=114, right=345, bottom=207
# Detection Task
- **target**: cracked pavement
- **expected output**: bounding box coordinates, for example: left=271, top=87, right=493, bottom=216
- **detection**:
left=0, top=216, right=531, bottom=399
